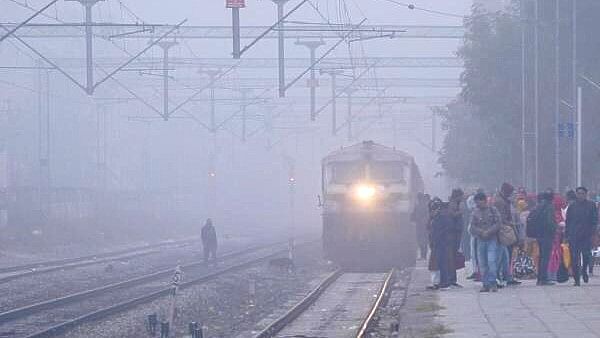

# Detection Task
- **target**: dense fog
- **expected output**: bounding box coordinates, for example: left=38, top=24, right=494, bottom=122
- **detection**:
left=0, top=0, right=469, bottom=248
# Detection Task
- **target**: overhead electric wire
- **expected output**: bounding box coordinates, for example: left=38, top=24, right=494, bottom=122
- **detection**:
left=376, top=0, right=465, bottom=19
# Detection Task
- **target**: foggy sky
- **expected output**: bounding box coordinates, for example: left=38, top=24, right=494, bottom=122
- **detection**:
left=0, top=0, right=474, bottom=236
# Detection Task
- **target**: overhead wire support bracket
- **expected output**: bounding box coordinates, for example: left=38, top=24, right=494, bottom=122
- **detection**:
left=238, top=0, right=309, bottom=57
left=1, top=16, right=187, bottom=96
left=0, top=0, right=60, bottom=42
left=284, top=18, right=367, bottom=94
left=93, top=19, right=187, bottom=93
left=313, top=62, right=378, bottom=120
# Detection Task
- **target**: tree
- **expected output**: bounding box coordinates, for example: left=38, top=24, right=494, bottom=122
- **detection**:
left=440, top=4, right=522, bottom=190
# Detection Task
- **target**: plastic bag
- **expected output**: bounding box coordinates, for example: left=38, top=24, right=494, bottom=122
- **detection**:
left=548, top=243, right=561, bottom=274
left=561, top=243, right=571, bottom=269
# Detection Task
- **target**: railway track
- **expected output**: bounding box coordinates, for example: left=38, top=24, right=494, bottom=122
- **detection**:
left=0, top=238, right=199, bottom=284
left=256, top=268, right=395, bottom=338
left=0, top=243, right=287, bottom=338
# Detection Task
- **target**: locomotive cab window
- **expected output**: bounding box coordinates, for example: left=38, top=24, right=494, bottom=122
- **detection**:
left=328, top=161, right=364, bottom=184
left=369, top=162, right=406, bottom=183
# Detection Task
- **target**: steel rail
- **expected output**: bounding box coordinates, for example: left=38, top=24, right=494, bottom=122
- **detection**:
left=0, top=243, right=282, bottom=323
left=27, top=249, right=287, bottom=338
left=254, top=269, right=343, bottom=338
left=0, top=249, right=164, bottom=284
left=0, top=238, right=198, bottom=275
left=356, top=268, right=396, bottom=338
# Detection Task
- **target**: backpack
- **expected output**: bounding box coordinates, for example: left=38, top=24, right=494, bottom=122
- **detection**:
left=526, top=207, right=543, bottom=238
left=513, top=250, right=535, bottom=278
left=498, top=224, right=518, bottom=246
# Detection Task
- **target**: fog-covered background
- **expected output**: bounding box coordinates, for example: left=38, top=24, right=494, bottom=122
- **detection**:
left=0, top=0, right=480, bottom=247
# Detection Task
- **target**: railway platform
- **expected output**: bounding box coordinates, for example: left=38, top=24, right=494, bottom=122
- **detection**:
left=398, top=261, right=600, bottom=338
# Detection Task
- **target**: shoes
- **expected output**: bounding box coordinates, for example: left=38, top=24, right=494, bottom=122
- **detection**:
left=490, top=285, right=498, bottom=292
left=583, top=274, right=589, bottom=283
left=439, top=285, right=451, bottom=291
left=426, top=284, right=439, bottom=290
left=537, top=280, right=555, bottom=286
left=479, top=287, right=490, bottom=293
left=574, top=281, right=581, bottom=286
left=450, top=283, right=463, bottom=289
left=507, top=280, right=522, bottom=286
left=467, top=273, right=477, bottom=280
left=496, top=283, right=505, bottom=289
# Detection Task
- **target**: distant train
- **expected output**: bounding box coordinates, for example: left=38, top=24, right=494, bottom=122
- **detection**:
left=321, top=141, right=424, bottom=271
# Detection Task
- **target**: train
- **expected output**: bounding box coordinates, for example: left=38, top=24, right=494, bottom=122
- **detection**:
left=321, top=141, right=424, bottom=271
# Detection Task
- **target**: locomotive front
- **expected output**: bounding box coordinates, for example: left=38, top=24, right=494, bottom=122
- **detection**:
left=321, top=141, right=421, bottom=271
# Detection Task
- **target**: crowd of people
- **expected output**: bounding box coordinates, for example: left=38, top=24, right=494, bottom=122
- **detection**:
left=412, top=183, right=600, bottom=292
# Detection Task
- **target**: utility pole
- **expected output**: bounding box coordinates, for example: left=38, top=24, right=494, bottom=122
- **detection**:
left=240, top=88, right=252, bottom=142
left=272, top=0, right=289, bottom=97
left=554, top=0, right=560, bottom=192
left=320, top=68, right=344, bottom=136
left=156, top=41, right=178, bottom=120
left=533, top=0, right=540, bottom=193
left=199, top=69, right=220, bottom=220
left=346, top=89, right=353, bottom=141
left=432, top=110, right=437, bottom=153
left=95, top=101, right=108, bottom=192
left=295, top=40, right=325, bottom=121
left=572, top=0, right=578, bottom=188
left=576, top=86, right=582, bottom=187
left=68, top=0, right=104, bottom=95
left=521, top=0, right=527, bottom=189
left=227, top=0, right=245, bottom=59
left=37, top=62, right=51, bottom=216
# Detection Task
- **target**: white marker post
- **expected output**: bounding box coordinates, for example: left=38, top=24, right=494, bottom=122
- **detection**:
left=168, top=265, right=183, bottom=337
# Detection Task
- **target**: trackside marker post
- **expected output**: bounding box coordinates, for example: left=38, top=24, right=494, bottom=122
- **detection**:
left=168, top=265, right=182, bottom=337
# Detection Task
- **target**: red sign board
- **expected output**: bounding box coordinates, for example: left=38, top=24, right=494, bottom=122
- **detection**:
left=226, top=0, right=245, bottom=8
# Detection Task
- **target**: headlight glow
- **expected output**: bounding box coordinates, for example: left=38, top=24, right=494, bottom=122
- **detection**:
left=354, top=183, right=377, bottom=201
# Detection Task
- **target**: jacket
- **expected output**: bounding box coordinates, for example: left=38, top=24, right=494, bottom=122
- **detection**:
left=469, top=206, right=501, bottom=241
left=538, top=202, right=558, bottom=239
left=201, top=224, right=218, bottom=248
left=493, top=194, right=513, bottom=225
left=566, top=200, right=598, bottom=242
left=431, top=208, right=455, bottom=245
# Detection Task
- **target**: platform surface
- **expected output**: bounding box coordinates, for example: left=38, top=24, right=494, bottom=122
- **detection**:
left=403, top=261, right=600, bottom=338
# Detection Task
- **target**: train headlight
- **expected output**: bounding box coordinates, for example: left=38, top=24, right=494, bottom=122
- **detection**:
left=353, top=183, right=377, bottom=202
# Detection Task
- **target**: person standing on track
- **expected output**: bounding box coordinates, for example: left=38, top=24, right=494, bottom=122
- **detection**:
left=201, top=218, right=218, bottom=264
left=470, top=192, right=502, bottom=292
left=566, top=187, right=598, bottom=286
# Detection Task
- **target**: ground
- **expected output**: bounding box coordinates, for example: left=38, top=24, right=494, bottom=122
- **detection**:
left=393, top=261, right=600, bottom=338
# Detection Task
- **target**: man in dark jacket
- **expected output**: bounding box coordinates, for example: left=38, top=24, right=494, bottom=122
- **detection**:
left=566, top=187, right=599, bottom=286
left=201, top=218, right=218, bottom=263
left=535, top=193, right=557, bottom=286
left=431, top=202, right=455, bottom=290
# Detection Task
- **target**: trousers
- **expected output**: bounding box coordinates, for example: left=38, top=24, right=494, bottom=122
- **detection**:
left=570, top=239, right=592, bottom=283
left=537, top=237, right=553, bottom=282
left=477, top=238, right=499, bottom=288
left=203, top=245, right=217, bottom=263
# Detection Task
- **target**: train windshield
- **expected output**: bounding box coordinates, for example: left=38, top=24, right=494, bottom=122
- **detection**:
left=329, top=162, right=364, bottom=184
left=369, top=161, right=406, bottom=183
